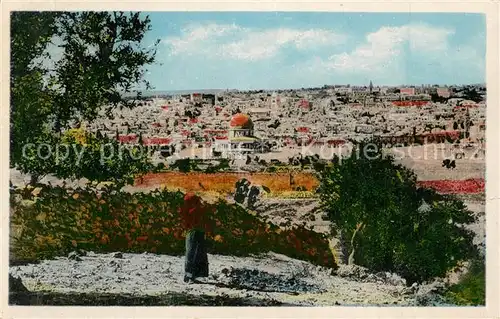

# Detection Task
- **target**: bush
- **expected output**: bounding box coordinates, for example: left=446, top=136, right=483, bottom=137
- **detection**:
left=445, top=258, right=485, bottom=305
left=10, top=185, right=336, bottom=268
left=170, top=158, right=199, bottom=173
left=17, top=129, right=154, bottom=187
left=318, top=140, right=478, bottom=283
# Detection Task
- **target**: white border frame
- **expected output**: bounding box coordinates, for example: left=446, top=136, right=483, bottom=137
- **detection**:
left=1, top=1, right=498, bottom=318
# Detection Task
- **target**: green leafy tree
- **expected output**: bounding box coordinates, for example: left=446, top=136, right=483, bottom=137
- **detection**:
left=10, top=11, right=159, bottom=185
left=318, top=140, right=478, bottom=283
left=20, top=130, right=155, bottom=188
left=462, top=88, right=483, bottom=103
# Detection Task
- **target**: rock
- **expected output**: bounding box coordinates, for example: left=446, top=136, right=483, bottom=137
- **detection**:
left=415, top=292, right=444, bottom=306
left=68, top=251, right=82, bottom=261
left=400, top=286, right=414, bottom=295
left=9, top=274, right=28, bottom=293
left=77, top=249, right=88, bottom=256
left=375, top=271, right=386, bottom=280
left=427, top=279, right=446, bottom=293
left=113, top=252, right=123, bottom=259
left=109, top=260, right=119, bottom=266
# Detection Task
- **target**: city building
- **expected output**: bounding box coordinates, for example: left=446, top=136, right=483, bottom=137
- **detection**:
left=212, top=113, right=260, bottom=157
left=437, top=87, right=451, bottom=98
left=400, top=88, right=416, bottom=95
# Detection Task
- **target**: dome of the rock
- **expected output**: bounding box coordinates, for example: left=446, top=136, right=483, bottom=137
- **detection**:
left=229, top=113, right=253, bottom=129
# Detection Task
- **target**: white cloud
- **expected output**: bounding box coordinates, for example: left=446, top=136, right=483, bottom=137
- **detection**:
left=324, top=24, right=455, bottom=72
left=165, top=23, right=242, bottom=56
left=163, top=23, right=346, bottom=61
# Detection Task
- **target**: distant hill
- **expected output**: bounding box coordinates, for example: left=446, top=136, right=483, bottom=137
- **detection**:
left=125, top=89, right=237, bottom=97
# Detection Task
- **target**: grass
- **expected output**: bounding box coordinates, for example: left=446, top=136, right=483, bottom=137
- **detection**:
left=445, top=259, right=485, bottom=306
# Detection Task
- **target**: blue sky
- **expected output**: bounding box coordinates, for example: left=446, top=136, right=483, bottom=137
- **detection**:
left=141, top=12, right=485, bottom=91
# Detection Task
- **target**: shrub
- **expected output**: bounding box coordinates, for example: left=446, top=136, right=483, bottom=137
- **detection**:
left=318, top=140, right=478, bottom=283
left=170, top=158, right=199, bottom=173
left=445, top=258, right=485, bottom=305
left=10, top=185, right=336, bottom=268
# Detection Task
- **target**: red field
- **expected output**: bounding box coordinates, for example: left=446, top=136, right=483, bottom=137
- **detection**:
left=135, top=172, right=319, bottom=193
left=416, top=178, right=485, bottom=194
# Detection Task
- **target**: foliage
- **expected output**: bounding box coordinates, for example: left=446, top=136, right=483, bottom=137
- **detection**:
left=460, top=88, right=484, bottom=103
left=430, top=93, right=449, bottom=103
left=204, top=159, right=230, bottom=173
left=10, top=11, right=159, bottom=184
left=318, top=140, right=478, bottom=283
left=10, top=12, right=61, bottom=178
left=169, top=158, right=201, bottom=173
left=445, top=258, right=485, bottom=305
left=17, top=128, right=155, bottom=187
left=10, top=185, right=336, bottom=268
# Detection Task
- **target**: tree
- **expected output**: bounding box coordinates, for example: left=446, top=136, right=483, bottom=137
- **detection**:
left=430, top=93, right=448, bottom=103
left=20, top=129, right=155, bottom=187
left=318, top=140, right=477, bottom=283
left=10, top=12, right=61, bottom=183
left=10, top=11, right=159, bottom=184
left=462, top=88, right=483, bottom=103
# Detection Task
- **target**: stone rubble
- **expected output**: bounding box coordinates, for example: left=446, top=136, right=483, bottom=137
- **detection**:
left=8, top=251, right=457, bottom=306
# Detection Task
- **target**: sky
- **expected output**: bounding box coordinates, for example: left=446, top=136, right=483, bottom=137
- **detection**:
left=140, top=12, right=486, bottom=91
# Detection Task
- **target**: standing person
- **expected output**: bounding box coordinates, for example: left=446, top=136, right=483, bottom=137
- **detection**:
left=179, top=192, right=213, bottom=283
left=247, top=185, right=260, bottom=210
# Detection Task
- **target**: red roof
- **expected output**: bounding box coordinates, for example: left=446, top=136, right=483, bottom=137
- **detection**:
left=143, top=137, right=171, bottom=145
left=299, top=99, right=310, bottom=108
left=117, top=135, right=138, bottom=143
left=392, top=101, right=429, bottom=107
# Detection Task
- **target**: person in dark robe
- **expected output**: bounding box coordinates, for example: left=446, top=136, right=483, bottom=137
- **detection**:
left=234, top=178, right=250, bottom=204
left=179, top=192, right=213, bottom=283
left=247, top=185, right=260, bottom=210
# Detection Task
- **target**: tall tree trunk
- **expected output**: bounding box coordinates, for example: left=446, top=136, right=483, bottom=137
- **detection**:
left=30, top=174, right=39, bottom=186
left=348, top=222, right=364, bottom=266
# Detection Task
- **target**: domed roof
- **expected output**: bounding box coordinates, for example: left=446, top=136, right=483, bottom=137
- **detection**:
left=230, top=113, right=253, bottom=129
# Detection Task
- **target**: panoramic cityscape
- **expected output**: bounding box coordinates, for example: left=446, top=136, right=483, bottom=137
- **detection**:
left=8, top=11, right=486, bottom=307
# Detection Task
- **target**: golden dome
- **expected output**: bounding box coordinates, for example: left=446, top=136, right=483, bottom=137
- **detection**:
left=229, top=113, right=253, bottom=129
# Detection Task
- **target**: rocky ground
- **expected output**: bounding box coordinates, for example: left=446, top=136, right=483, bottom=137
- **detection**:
left=9, top=251, right=453, bottom=306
